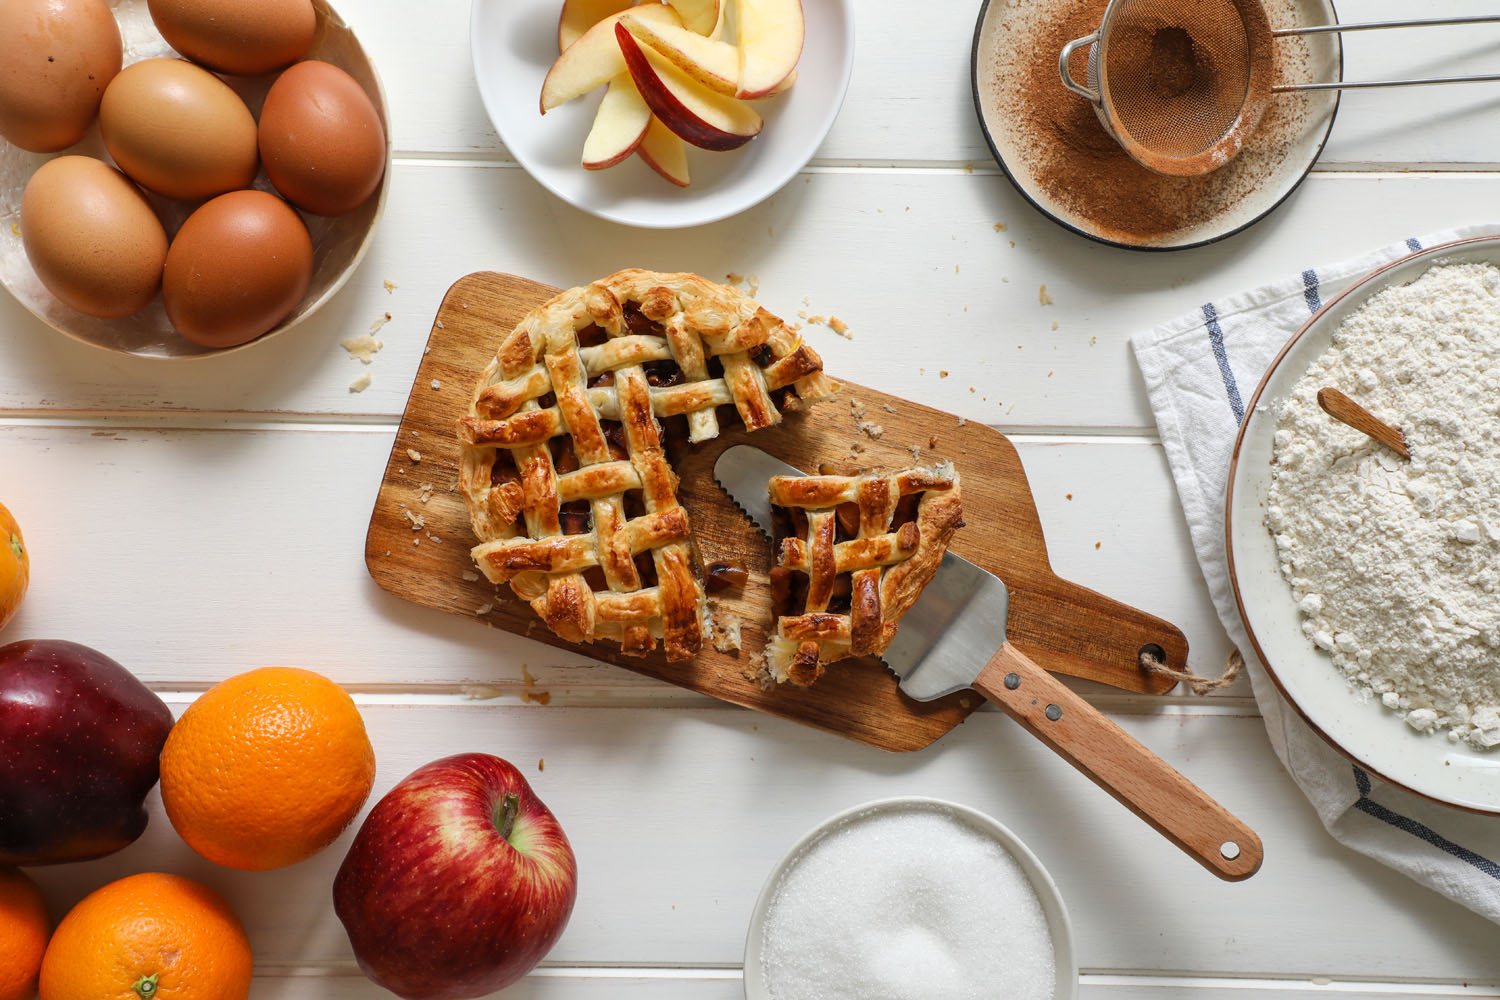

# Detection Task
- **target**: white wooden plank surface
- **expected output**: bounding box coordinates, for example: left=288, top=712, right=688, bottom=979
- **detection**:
left=22, top=701, right=1500, bottom=983
left=0, top=423, right=1236, bottom=692
left=1, top=169, right=1496, bottom=426
left=244, top=971, right=1500, bottom=1000
left=5, top=0, right=1500, bottom=994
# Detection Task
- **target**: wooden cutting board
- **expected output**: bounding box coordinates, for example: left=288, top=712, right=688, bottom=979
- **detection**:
left=365, top=272, right=1185, bottom=751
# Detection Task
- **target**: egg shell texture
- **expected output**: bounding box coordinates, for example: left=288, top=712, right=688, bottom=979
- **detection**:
left=99, top=58, right=259, bottom=201
left=147, top=0, right=317, bottom=76
left=20, top=156, right=168, bottom=319
left=162, top=190, right=313, bottom=348
left=259, top=60, right=386, bottom=217
left=0, top=0, right=123, bottom=153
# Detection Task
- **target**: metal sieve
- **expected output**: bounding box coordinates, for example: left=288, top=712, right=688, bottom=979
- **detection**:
left=1061, top=6, right=1500, bottom=178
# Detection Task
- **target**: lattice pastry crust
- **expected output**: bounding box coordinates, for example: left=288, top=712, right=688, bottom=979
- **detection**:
left=768, top=464, right=963, bottom=686
left=458, top=269, right=832, bottom=662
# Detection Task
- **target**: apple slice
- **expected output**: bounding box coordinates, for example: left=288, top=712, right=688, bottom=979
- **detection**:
left=766, top=67, right=796, bottom=96
left=667, top=0, right=724, bottom=37
left=621, top=14, right=739, bottom=96
left=616, top=21, right=761, bottom=150
left=636, top=116, right=689, bottom=186
left=558, top=0, right=633, bottom=53
left=582, top=75, right=651, bottom=169
left=734, top=0, right=804, bottom=99
left=540, top=2, right=681, bottom=113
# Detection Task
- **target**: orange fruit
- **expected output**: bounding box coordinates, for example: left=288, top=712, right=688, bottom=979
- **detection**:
left=38, top=872, right=250, bottom=1000
left=0, top=867, right=48, bottom=1000
left=160, top=667, right=375, bottom=870
left=0, top=502, right=29, bottom=632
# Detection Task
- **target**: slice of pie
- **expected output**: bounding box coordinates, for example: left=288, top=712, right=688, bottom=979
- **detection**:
left=457, top=269, right=832, bottom=662
left=767, top=464, right=963, bottom=686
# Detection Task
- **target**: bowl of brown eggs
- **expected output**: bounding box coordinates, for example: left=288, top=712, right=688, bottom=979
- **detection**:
left=0, top=0, right=391, bottom=358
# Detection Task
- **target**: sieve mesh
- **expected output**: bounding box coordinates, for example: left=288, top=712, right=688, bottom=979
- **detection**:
left=1097, top=0, right=1266, bottom=163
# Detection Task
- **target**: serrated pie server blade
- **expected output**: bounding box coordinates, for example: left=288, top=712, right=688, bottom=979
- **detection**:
left=711, top=443, right=1265, bottom=882
left=713, top=445, right=1012, bottom=701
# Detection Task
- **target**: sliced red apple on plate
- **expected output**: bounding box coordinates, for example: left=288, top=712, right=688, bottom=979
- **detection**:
left=616, top=21, right=761, bottom=150
left=666, top=0, right=723, bottom=38
left=582, top=74, right=652, bottom=169
left=636, top=116, right=690, bottom=186
left=734, top=0, right=804, bottom=99
left=667, top=0, right=724, bottom=38
left=621, top=14, right=740, bottom=96
left=541, top=2, right=682, bottom=113
left=558, top=0, right=634, bottom=53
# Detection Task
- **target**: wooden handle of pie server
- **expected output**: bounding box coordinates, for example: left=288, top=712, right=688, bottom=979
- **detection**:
left=972, top=643, right=1263, bottom=881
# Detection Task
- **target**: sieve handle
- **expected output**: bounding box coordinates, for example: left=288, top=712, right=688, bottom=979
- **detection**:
left=1058, top=33, right=1100, bottom=103
left=1272, top=14, right=1500, bottom=37
left=1273, top=73, right=1500, bottom=94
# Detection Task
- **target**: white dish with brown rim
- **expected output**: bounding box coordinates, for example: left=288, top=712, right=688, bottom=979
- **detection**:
left=0, top=0, right=392, bottom=360
left=970, top=0, right=1341, bottom=251
left=1226, top=234, right=1500, bottom=814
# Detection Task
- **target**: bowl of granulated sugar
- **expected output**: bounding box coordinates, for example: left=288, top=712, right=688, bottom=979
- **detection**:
left=744, top=797, right=1076, bottom=1000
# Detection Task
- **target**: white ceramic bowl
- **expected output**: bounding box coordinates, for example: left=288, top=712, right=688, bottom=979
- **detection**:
left=1227, top=234, right=1500, bottom=813
left=470, top=0, right=854, bottom=229
left=0, top=0, right=392, bottom=359
left=743, top=796, right=1078, bottom=1000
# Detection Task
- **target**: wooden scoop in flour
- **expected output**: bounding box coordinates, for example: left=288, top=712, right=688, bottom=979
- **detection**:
left=1317, top=388, right=1410, bottom=460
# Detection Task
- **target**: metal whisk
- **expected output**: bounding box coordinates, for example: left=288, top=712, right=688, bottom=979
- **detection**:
left=1059, top=2, right=1500, bottom=177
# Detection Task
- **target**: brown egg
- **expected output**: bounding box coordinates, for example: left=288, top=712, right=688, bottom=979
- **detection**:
left=259, top=61, right=386, bottom=217
left=147, top=0, right=316, bottom=77
left=163, top=190, right=313, bottom=348
left=0, top=0, right=122, bottom=152
left=99, top=59, right=258, bottom=201
left=20, top=156, right=168, bottom=319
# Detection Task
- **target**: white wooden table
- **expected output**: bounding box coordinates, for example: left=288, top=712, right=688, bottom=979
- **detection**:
left=6, top=1, right=1500, bottom=996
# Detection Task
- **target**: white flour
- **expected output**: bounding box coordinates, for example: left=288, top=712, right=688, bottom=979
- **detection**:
left=1267, top=262, right=1500, bottom=749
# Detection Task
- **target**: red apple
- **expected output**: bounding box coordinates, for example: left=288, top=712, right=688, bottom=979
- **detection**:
left=333, top=753, right=578, bottom=1000
left=0, top=639, right=174, bottom=866
left=616, top=21, right=762, bottom=151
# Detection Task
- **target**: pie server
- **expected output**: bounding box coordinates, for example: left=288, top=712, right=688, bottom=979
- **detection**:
left=714, top=444, right=1263, bottom=881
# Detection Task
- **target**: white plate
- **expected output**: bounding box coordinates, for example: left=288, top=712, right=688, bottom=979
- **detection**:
left=742, top=796, right=1077, bottom=1000
left=1226, top=235, right=1500, bottom=813
left=970, top=0, right=1341, bottom=251
left=0, top=0, right=392, bottom=360
left=470, top=0, right=853, bottom=229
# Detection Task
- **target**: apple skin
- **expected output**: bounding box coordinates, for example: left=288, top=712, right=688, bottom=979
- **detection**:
left=0, top=639, right=174, bottom=866
left=333, top=752, right=578, bottom=1000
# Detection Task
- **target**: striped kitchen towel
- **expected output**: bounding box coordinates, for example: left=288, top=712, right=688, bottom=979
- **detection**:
left=1131, top=223, right=1500, bottom=923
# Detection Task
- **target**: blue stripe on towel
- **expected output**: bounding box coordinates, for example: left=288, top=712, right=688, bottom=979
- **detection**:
left=1301, top=269, right=1321, bottom=314
left=1202, top=302, right=1245, bottom=423
left=1407, top=237, right=1423, bottom=252
left=1352, top=766, right=1500, bottom=880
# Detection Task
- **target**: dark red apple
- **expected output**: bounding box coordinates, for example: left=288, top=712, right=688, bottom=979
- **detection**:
left=333, top=752, right=578, bottom=1000
left=0, top=639, right=174, bottom=865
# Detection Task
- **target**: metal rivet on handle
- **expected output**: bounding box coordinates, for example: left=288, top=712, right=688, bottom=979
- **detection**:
left=1045, top=704, right=1062, bottom=721
left=1220, top=841, right=1241, bottom=861
left=1004, top=673, right=1021, bottom=690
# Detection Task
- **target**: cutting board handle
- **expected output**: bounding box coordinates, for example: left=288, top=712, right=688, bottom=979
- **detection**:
left=973, top=644, right=1263, bottom=881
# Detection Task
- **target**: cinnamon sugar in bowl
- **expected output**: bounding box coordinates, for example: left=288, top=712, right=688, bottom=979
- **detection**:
left=971, top=0, right=1340, bottom=250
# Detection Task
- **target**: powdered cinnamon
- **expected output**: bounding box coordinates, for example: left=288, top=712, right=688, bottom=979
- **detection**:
left=977, top=0, right=1319, bottom=245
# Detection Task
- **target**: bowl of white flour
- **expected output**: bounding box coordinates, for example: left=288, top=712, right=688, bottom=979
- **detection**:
left=743, top=797, right=1077, bottom=1000
left=1228, top=235, right=1500, bottom=812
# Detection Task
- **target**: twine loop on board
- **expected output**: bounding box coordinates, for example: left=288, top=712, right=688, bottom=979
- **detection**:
left=1139, top=647, right=1244, bottom=696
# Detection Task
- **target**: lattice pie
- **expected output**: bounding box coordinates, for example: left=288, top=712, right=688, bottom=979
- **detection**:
left=767, top=465, right=963, bottom=686
left=458, top=269, right=833, bottom=662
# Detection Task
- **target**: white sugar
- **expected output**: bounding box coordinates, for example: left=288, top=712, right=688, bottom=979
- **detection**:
left=759, top=806, right=1056, bottom=1000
